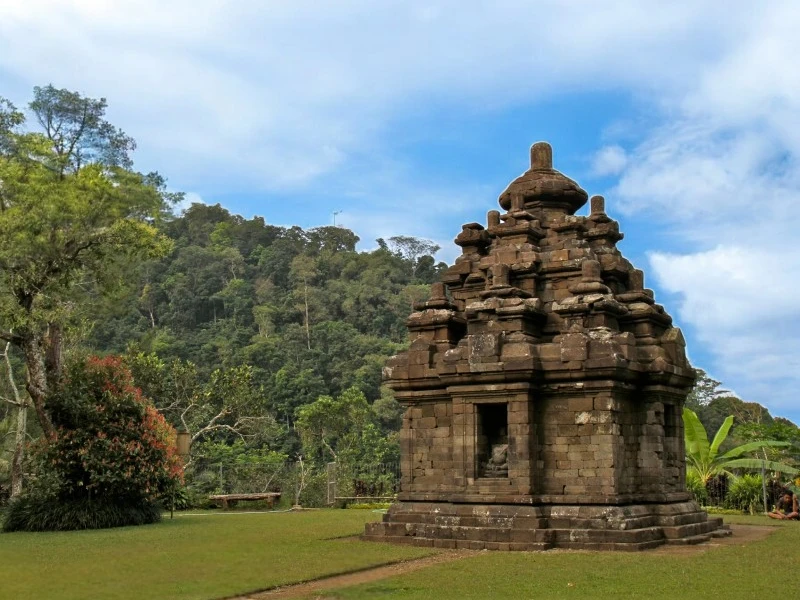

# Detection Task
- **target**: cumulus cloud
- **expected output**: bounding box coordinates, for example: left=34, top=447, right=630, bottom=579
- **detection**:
left=591, top=145, right=628, bottom=176
left=0, top=1, right=756, bottom=191
left=650, top=245, right=800, bottom=413
left=606, top=3, right=800, bottom=415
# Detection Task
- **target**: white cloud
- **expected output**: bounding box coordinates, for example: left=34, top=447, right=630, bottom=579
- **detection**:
left=646, top=223, right=800, bottom=414
left=0, top=1, right=762, bottom=191
left=604, top=3, right=800, bottom=416
left=591, top=145, right=628, bottom=176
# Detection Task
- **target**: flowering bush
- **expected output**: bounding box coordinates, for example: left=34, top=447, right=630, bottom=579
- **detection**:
left=3, top=356, right=182, bottom=531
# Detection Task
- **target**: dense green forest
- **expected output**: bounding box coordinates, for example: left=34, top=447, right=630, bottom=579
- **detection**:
left=92, top=205, right=443, bottom=422
left=73, top=205, right=446, bottom=501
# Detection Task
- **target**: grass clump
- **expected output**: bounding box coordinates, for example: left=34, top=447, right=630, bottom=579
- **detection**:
left=2, top=496, right=162, bottom=532
left=346, top=502, right=392, bottom=510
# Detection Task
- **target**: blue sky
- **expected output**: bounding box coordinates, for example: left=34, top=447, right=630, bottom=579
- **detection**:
left=2, top=1, right=799, bottom=422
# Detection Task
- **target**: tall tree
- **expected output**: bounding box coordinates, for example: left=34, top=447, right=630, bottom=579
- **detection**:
left=685, top=368, right=730, bottom=411
left=0, top=86, right=175, bottom=439
left=387, top=235, right=440, bottom=279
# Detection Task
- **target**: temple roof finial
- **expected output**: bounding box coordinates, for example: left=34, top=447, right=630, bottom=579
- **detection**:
left=530, top=142, right=553, bottom=170
left=498, top=141, right=587, bottom=213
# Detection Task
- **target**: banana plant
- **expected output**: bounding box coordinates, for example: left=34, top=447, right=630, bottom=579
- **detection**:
left=683, top=408, right=798, bottom=484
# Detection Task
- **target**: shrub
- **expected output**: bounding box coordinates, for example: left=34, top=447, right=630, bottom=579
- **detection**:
left=704, top=507, right=745, bottom=515
left=3, top=356, right=182, bottom=532
left=725, top=474, right=765, bottom=514
left=3, top=496, right=162, bottom=531
left=686, top=468, right=708, bottom=505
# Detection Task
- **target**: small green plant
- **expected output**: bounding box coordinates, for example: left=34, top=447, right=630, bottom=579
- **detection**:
left=2, top=496, right=163, bottom=531
left=726, top=474, right=765, bottom=514
left=686, top=468, right=708, bottom=505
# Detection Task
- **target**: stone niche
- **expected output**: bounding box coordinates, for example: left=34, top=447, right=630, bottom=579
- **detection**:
left=363, top=142, right=729, bottom=551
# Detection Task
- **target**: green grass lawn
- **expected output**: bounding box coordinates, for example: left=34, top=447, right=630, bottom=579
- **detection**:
left=313, top=515, right=800, bottom=600
left=4, top=511, right=799, bottom=600
left=0, top=510, right=431, bottom=600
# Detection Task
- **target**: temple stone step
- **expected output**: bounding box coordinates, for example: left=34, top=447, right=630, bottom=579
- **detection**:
left=382, top=512, right=548, bottom=529
left=664, top=533, right=712, bottom=545
left=711, top=526, right=732, bottom=538
left=661, top=521, right=720, bottom=539
left=414, top=538, right=553, bottom=551
left=362, top=530, right=553, bottom=551
left=546, top=526, right=664, bottom=545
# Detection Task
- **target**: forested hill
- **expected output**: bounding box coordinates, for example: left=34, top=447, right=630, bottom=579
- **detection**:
left=88, top=203, right=447, bottom=425
left=86, top=203, right=799, bottom=447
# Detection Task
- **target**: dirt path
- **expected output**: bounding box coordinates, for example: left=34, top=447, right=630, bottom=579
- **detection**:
left=230, top=524, right=777, bottom=600
left=649, top=523, right=776, bottom=555
left=234, top=551, right=476, bottom=600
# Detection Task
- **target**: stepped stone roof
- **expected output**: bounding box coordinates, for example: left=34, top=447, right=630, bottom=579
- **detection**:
left=385, top=141, right=693, bottom=391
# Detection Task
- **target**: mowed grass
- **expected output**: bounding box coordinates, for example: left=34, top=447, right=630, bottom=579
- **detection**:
left=0, top=510, right=431, bottom=600
left=314, top=515, right=800, bottom=600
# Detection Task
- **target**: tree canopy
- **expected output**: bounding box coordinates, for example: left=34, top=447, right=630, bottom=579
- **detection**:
left=0, top=86, right=175, bottom=439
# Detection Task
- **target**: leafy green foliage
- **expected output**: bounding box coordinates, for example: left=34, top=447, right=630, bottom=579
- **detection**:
left=725, top=474, right=765, bottom=514
left=683, top=408, right=797, bottom=485
left=685, top=468, right=708, bottom=505
left=296, top=387, right=373, bottom=463
left=0, top=86, right=176, bottom=439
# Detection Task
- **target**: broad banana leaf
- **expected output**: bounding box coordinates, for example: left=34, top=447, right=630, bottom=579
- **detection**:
left=708, top=415, right=733, bottom=462
left=719, top=440, right=791, bottom=460
left=721, top=457, right=799, bottom=475
left=683, top=408, right=710, bottom=461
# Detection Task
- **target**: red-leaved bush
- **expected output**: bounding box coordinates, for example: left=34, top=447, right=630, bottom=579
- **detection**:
left=39, top=356, right=183, bottom=504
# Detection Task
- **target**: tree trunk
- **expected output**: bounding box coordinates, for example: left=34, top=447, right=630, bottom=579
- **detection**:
left=21, top=336, right=56, bottom=441
left=2, top=341, right=29, bottom=497
left=303, top=277, right=311, bottom=350
left=44, top=322, right=63, bottom=390
left=10, top=403, right=27, bottom=498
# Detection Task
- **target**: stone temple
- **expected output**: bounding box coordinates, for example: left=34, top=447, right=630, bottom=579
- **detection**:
left=363, top=142, right=728, bottom=550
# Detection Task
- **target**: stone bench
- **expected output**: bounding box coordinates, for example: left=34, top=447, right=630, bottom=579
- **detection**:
left=209, top=492, right=281, bottom=510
